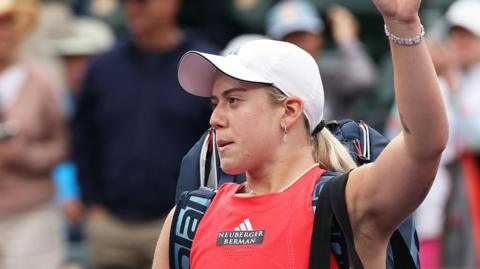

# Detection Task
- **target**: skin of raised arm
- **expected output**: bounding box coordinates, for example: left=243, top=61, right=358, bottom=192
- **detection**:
left=152, top=207, right=175, bottom=269
left=345, top=0, right=449, bottom=264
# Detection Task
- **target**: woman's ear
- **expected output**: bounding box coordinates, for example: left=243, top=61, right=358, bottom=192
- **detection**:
left=281, top=96, right=304, bottom=128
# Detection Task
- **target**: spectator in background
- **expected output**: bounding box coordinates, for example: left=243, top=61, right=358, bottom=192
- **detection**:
left=55, top=16, right=115, bottom=115
left=0, top=0, right=69, bottom=269
left=22, top=0, right=72, bottom=91
left=53, top=16, right=115, bottom=269
left=441, top=0, right=480, bottom=267
left=446, top=0, right=480, bottom=153
left=179, top=0, right=237, bottom=47
left=72, top=0, right=217, bottom=268
left=266, top=0, right=377, bottom=120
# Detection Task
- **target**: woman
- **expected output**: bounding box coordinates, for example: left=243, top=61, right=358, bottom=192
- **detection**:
left=153, top=0, right=448, bottom=268
left=0, top=1, right=68, bottom=269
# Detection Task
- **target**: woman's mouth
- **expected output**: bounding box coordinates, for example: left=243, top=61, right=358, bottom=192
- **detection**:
left=217, top=140, right=233, bottom=152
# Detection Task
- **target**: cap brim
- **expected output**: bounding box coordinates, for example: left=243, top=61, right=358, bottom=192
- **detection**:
left=446, top=1, right=480, bottom=36
left=178, top=51, right=272, bottom=97
left=448, top=21, right=480, bottom=36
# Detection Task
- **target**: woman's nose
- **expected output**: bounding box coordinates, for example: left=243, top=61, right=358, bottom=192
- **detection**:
left=209, top=106, right=227, bottom=129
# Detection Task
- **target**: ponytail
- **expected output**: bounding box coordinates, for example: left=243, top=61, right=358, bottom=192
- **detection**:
left=311, top=128, right=357, bottom=172
left=265, top=86, right=357, bottom=172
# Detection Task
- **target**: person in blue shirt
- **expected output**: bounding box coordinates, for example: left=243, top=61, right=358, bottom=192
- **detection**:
left=54, top=16, right=115, bottom=268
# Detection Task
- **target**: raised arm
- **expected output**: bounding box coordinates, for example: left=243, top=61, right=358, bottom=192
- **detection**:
left=346, top=0, right=449, bottom=252
left=326, top=5, right=377, bottom=95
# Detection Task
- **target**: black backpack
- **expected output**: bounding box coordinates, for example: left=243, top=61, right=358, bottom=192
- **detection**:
left=171, top=119, right=420, bottom=269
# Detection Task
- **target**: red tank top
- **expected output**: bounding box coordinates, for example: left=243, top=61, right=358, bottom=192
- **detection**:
left=190, top=165, right=338, bottom=269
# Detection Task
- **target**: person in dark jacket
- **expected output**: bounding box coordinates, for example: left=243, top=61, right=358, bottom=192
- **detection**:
left=72, top=0, right=217, bottom=268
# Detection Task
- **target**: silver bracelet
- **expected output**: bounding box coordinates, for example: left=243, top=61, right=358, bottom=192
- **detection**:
left=384, top=24, right=425, bottom=46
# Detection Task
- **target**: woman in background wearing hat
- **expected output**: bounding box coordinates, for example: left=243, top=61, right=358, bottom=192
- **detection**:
left=0, top=1, right=69, bottom=269
left=442, top=0, right=480, bottom=266
left=153, top=0, right=448, bottom=267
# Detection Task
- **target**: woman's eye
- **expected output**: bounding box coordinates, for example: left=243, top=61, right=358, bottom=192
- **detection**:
left=227, top=97, right=238, bottom=104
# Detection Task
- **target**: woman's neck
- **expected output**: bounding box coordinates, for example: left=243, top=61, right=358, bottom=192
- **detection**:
left=245, top=143, right=316, bottom=195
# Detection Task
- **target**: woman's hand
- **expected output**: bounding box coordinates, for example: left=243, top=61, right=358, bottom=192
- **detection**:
left=372, top=0, right=421, bottom=23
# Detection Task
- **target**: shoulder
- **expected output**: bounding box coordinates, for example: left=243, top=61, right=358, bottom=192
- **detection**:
left=80, top=40, right=132, bottom=87
left=314, top=170, right=346, bottom=193
left=22, top=62, right=53, bottom=84
left=218, top=182, right=241, bottom=192
left=87, top=39, right=130, bottom=69
left=16, top=63, right=66, bottom=118
left=177, top=183, right=239, bottom=206
left=22, top=63, right=60, bottom=97
left=209, top=183, right=241, bottom=201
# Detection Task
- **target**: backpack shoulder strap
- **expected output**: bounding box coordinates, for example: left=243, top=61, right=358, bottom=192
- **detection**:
left=310, top=172, right=418, bottom=269
left=328, top=172, right=417, bottom=269
left=387, top=215, right=420, bottom=268
left=310, top=172, right=351, bottom=269
left=327, top=172, right=365, bottom=269
left=312, top=171, right=340, bottom=213
left=390, top=229, right=419, bottom=269
left=169, top=187, right=216, bottom=269
left=309, top=173, right=336, bottom=269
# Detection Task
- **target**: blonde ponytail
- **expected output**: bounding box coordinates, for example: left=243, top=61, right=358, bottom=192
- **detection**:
left=265, top=86, right=357, bottom=172
left=311, top=128, right=357, bottom=172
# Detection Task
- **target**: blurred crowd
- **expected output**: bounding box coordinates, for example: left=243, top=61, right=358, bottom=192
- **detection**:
left=0, top=0, right=479, bottom=269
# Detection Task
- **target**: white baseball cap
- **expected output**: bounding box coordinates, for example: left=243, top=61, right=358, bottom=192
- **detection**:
left=221, top=34, right=269, bottom=56
left=446, top=0, right=480, bottom=36
left=266, top=0, right=324, bottom=40
left=178, top=39, right=324, bottom=133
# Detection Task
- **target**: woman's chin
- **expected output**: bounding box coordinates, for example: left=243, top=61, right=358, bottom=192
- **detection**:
left=220, top=161, right=245, bottom=175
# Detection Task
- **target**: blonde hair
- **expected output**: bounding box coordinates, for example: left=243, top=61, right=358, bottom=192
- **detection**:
left=266, top=86, right=357, bottom=172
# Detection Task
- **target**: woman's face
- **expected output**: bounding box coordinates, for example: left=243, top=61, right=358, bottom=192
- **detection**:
left=210, top=74, right=284, bottom=174
left=0, top=13, right=19, bottom=62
